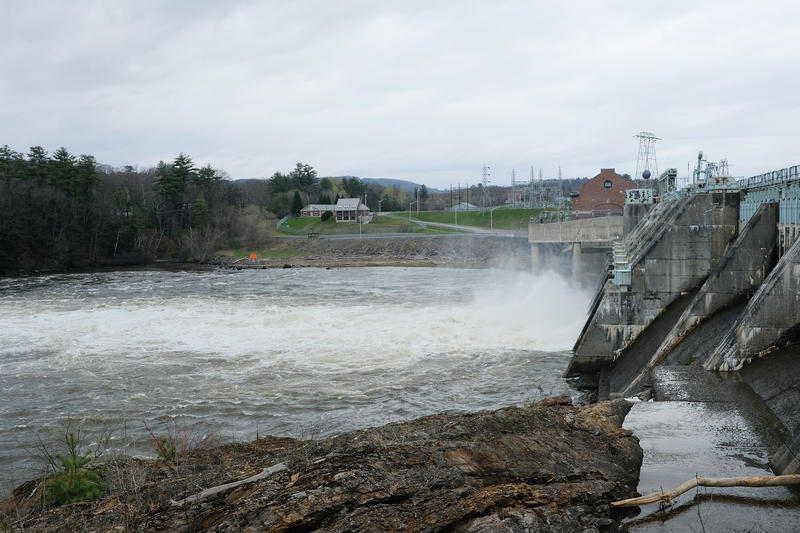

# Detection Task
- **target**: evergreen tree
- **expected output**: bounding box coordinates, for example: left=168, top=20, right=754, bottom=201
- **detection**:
left=49, top=147, right=77, bottom=195
left=291, top=190, right=304, bottom=216
left=289, top=162, right=318, bottom=192
left=268, top=171, right=292, bottom=193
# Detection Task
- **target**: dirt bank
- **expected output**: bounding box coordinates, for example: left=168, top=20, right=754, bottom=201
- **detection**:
left=221, top=235, right=533, bottom=270
left=2, top=398, right=641, bottom=532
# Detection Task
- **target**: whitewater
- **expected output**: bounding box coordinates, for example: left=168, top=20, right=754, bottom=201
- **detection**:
left=0, top=266, right=589, bottom=494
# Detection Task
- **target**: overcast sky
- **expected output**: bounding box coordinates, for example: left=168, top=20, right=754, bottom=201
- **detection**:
left=2, top=1, right=799, bottom=187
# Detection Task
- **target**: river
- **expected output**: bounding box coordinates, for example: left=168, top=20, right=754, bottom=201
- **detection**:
left=0, top=266, right=589, bottom=495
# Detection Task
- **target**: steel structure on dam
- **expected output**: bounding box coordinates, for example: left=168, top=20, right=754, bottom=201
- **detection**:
left=553, top=162, right=800, bottom=476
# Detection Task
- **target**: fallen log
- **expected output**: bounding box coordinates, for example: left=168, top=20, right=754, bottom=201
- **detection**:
left=611, top=473, right=800, bottom=507
left=171, top=462, right=287, bottom=506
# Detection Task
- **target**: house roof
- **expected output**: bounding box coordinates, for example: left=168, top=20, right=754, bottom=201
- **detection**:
left=335, top=198, right=368, bottom=210
left=301, top=204, right=336, bottom=211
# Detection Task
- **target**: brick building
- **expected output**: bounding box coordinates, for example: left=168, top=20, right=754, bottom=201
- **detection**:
left=571, top=168, right=636, bottom=218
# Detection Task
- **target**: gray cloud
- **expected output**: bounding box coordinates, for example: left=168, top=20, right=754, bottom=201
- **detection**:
left=1, top=0, right=799, bottom=187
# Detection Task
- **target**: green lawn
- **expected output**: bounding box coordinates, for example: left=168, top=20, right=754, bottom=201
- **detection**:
left=278, top=215, right=432, bottom=235
left=412, top=208, right=551, bottom=230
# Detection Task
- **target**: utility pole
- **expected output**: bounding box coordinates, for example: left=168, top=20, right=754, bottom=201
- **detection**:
left=511, top=168, right=517, bottom=206
left=481, top=163, right=491, bottom=213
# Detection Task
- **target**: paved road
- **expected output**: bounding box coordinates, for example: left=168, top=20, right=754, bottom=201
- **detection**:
left=277, top=232, right=526, bottom=242
left=277, top=213, right=527, bottom=241
left=386, top=212, right=526, bottom=238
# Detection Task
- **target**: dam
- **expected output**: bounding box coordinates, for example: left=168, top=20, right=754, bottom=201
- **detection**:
left=537, top=162, right=800, bottom=477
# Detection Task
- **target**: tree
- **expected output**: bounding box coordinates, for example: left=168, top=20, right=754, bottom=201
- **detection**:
left=319, top=177, right=333, bottom=191
left=27, top=145, right=49, bottom=184
left=194, top=164, right=220, bottom=191
left=291, top=190, right=304, bottom=216
left=342, top=177, right=365, bottom=198
left=171, top=153, right=196, bottom=195
left=49, top=147, right=77, bottom=194
left=191, top=197, right=210, bottom=227
left=0, top=145, right=24, bottom=183
left=268, top=171, right=292, bottom=193
left=289, top=162, right=318, bottom=192
left=75, top=154, right=99, bottom=200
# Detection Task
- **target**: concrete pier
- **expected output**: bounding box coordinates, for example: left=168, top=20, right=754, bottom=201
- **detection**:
left=528, top=216, right=622, bottom=286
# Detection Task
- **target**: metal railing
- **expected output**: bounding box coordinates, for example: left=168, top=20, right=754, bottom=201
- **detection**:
left=739, top=164, right=800, bottom=190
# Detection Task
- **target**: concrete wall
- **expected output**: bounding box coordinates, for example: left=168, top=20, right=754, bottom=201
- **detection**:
left=528, top=216, right=623, bottom=243
left=623, top=203, right=655, bottom=235
left=705, top=236, right=800, bottom=371
left=568, top=191, right=740, bottom=379
left=612, top=202, right=778, bottom=396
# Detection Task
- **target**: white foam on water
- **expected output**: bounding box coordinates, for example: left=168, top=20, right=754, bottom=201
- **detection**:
left=0, top=266, right=590, bottom=496
left=0, top=268, right=589, bottom=374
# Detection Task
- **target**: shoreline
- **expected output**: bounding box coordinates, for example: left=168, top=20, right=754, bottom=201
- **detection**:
left=2, top=233, right=533, bottom=278
left=1, top=397, right=642, bottom=532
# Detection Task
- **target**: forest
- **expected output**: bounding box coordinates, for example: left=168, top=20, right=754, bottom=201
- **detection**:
left=0, top=145, right=430, bottom=274
left=0, top=146, right=277, bottom=273
left=0, top=144, right=586, bottom=274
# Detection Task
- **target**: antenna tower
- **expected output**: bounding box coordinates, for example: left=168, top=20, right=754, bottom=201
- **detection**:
left=634, top=131, right=660, bottom=180
left=480, top=163, right=490, bottom=212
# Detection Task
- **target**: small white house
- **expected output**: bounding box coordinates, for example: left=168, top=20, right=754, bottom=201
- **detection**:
left=300, top=204, right=336, bottom=217
left=335, top=198, right=371, bottom=222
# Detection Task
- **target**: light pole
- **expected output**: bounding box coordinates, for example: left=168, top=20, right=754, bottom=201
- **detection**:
left=490, top=206, right=500, bottom=234
left=378, top=199, right=384, bottom=216
left=408, top=200, right=418, bottom=220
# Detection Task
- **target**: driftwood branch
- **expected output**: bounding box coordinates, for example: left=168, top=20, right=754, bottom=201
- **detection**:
left=171, top=462, right=287, bottom=506
left=612, top=473, right=800, bottom=507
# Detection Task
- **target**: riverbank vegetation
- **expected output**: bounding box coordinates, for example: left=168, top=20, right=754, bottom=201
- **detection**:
left=0, top=146, right=279, bottom=274
left=0, top=143, right=575, bottom=275
left=0, top=145, right=443, bottom=274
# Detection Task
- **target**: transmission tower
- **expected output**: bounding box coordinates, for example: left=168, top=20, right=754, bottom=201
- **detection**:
left=511, top=168, right=517, bottom=206
left=529, top=166, right=535, bottom=208
left=480, top=163, right=490, bottom=212
left=634, top=131, right=660, bottom=180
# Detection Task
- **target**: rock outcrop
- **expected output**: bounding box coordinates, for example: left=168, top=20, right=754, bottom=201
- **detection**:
left=2, top=398, right=641, bottom=532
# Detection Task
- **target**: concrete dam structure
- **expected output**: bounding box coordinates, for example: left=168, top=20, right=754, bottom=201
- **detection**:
left=547, top=164, right=800, bottom=476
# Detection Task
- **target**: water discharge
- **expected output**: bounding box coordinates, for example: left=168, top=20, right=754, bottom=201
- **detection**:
left=0, top=266, right=589, bottom=494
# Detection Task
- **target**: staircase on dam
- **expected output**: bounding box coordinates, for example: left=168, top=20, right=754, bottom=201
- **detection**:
left=567, top=191, right=739, bottom=384
left=564, top=162, right=800, bottom=475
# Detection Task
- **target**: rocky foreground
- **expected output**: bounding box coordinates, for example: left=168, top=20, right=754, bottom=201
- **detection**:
left=2, top=398, right=642, bottom=532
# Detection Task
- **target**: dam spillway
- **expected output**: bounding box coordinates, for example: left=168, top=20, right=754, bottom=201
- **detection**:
left=539, top=164, right=800, bottom=476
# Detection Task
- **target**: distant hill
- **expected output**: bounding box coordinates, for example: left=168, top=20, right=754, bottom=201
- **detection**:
left=360, top=177, right=443, bottom=193
left=232, top=175, right=444, bottom=193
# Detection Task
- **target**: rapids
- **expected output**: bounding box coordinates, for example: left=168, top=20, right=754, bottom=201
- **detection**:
left=0, top=266, right=589, bottom=495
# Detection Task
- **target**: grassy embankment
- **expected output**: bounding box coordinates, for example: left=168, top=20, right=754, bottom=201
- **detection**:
left=412, top=208, right=549, bottom=230
left=277, top=214, right=456, bottom=236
